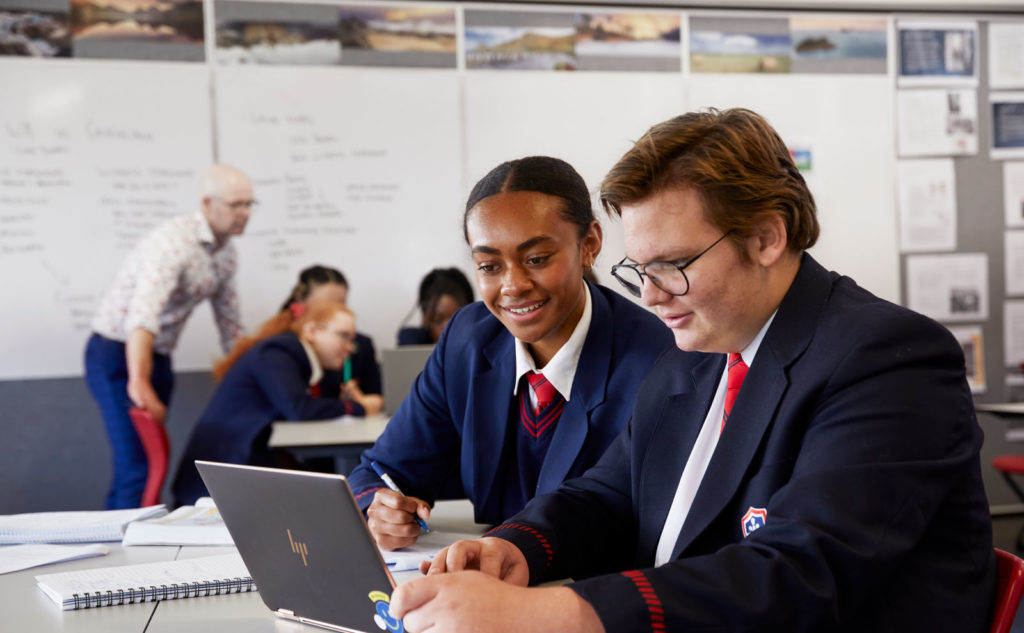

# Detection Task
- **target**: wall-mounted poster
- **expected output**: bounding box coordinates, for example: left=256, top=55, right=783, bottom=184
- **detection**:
left=989, top=22, right=1024, bottom=89
left=70, top=0, right=205, bottom=62
left=1006, top=162, right=1024, bottom=228
left=897, top=158, right=956, bottom=253
left=789, top=16, right=887, bottom=74
left=991, top=92, right=1024, bottom=160
left=215, top=1, right=341, bottom=66
left=897, top=19, right=977, bottom=87
left=689, top=16, right=791, bottom=74
left=946, top=325, right=985, bottom=394
left=337, top=4, right=456, bottom=68
left=897, top=88, right=977, bottom=157
left=906, top=253, right=988, bottom=323
left=0, top=0, right=70, bottom=57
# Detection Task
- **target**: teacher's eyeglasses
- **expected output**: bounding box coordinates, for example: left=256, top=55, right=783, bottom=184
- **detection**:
left=610, top=231, right=733, bottom=298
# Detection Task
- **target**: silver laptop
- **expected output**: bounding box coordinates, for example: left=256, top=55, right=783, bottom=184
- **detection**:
left=381, top=345, right=434, bottom=414
left=196, top=461, right=405, bottom=633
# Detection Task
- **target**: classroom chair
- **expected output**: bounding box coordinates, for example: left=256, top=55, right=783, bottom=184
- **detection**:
left=992, top=548, right=1024, bottom=633
left=993, top=455, right=1024, bottom=551
left=129, top=407, right=169, bottom=507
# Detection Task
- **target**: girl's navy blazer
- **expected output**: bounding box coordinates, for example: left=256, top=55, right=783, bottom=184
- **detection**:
left=172, top=331, right=361, bottom=505
left=347, top=281, right=675, bottom=524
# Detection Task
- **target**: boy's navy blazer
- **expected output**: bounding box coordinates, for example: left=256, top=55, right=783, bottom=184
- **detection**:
left=173, top=332, right=358, bottom=505
left=495, top=255, right=995, bottom=632
left=348, top=281, right=674, bottom=524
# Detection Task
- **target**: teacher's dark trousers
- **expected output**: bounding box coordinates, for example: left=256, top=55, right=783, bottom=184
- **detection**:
left=84, top=334, right=174, bottom=509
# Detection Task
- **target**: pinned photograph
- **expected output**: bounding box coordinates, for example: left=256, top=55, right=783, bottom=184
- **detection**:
left=0, top=0, right=70, bottom=57
left=465, top=10, right=576, bottom=71
left=945, top=325, right=985, bottom=394
left=70, top=0, right=204, bottom=61
left=789, top=16, right=886, bottom=74
left=338, top=4, right=456, bottom=68
left=897, top=20, right=978, bottom=87
left=573, top=12, right=680, bottom=72
left=215, top=1, right=340, bottom=66
left=690, top=16, right=790, bottom=74
left=991, top=92, right=1024, bottom=160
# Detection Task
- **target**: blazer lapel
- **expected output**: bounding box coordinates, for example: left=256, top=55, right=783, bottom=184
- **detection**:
left=536, top=283, right=612, bottom=494
left=468, top=332, right=515, bottom=518
left=667, top=253, right=834, bottom=559
left=636, top=352, right=723, bottom=563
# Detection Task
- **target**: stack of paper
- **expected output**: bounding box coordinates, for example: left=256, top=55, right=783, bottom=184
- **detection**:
left=0, top=544, right=109, bottom=575
left=122, top=498, right=232, bottom=546
left=0, top=506, right=166, bottom=544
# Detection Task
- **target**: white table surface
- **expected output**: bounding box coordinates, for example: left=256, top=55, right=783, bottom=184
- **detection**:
left=4, top=500, right=482, bottom=633
left=976, top=403, right=1024, bottom=416
left=268, top=415, right=390, bottom=449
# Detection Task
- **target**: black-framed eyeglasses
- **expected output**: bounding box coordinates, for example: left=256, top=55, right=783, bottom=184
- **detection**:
left=610, top=231, right=733, bottom=298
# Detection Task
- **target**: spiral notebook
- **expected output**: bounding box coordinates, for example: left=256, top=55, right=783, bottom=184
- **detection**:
left=34, top=552, right=254, bottom=611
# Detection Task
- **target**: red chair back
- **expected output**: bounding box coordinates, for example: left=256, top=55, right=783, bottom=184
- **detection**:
left=992, top=548, right=1024, bottom=633
left=128, top=407, right=169, bottom=507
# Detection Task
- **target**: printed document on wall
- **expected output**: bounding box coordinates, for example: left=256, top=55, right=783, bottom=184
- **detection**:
left=897, top=89, right=977, bottom=157
left=1006, top=301, right=1024, bottom=369
left=1007, top=231, right=1024, bottom=296
left=906, top=253, right=988, bottom=322
left=897, top=158, right=956, bottom=252
left=946, top=325, right=985, bottom=394
left=1006, top=162, right=1024, bottom=228
left=989, top=22, right=1024, bottom=90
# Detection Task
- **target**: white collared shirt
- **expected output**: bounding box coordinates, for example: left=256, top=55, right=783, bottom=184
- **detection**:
left=511, top=282, right=593, bottom=408
left=90, top=211, right=242, bottom=354
left=654, top=311, right=777, bottom=566
left=299, top=337, right=324, bottom=387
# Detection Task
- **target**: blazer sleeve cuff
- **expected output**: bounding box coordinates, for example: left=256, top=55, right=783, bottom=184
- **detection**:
left=485, top=522, right=555, bottom=585
left=571, top=569, right=667, bottom=633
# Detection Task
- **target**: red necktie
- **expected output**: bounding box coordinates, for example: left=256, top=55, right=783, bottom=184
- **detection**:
left=309, top=382, right=321, bottom=397
left=722, top=353, right=748, bottom=433
left=526, top=371, right=557, bottom=414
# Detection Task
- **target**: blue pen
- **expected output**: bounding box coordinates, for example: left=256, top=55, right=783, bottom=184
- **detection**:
left=371, top=461, right=429, bottom=532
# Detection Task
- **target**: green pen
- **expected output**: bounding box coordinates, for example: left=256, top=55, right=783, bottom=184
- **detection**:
left=343, top=357, right=351, bottom=384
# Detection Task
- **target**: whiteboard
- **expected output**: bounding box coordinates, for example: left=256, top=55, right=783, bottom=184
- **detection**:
left=213, top=65, right=466, bottom=353
left=0, top=60, right=215, bottom=379
left=688, top=73, right=899, bottom=302
left=463, top=71, right=687, bottom=286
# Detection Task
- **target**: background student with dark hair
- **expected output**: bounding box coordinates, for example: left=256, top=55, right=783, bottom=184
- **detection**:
left=398, top=267, right=475, bottom=346
left=172, top=300, right=382, bottom=506
left=348, top=155, right=674, bottom=550
left=277, top=264, right=382, bottom=398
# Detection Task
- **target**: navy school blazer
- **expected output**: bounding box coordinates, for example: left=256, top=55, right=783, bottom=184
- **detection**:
left=347, top=281, right=675, bottom=524
left=492, top=254, right=995, bottom=633
left=172, top=332, right=363, bottom=505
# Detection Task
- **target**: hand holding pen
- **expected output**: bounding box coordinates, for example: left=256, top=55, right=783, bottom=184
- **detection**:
left=367, top=461, right=431, bottom=550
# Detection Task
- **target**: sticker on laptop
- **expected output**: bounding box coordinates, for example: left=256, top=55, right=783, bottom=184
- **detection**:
left=741, top=507, right=767, bottom=537
left=369, top=590, right=404, bottom=633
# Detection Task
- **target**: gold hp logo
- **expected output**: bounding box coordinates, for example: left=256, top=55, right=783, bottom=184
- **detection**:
left=287, top=529, right=309, bottom=566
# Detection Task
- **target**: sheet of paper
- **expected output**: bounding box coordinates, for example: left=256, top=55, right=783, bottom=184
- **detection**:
left=0, top=506, right=166, bottom=544
left=1006, top=301, right=1024, bottom=368
left=945, top=325, right=985, bottom=394
left=897, top=158, right=957, bottom=252
left=1006, top=163, right=1024, bottom=228
left=906, top=253, right=988, bottom=322
left=897, top=89, right=978, bottom=157
left=380, top=531, right=481, bottom=572
left=0, top=544, right=108, bottom=575
left=989, top=22, right=1024, bottom=90
left=1006, top=231, right=1024, bottom=296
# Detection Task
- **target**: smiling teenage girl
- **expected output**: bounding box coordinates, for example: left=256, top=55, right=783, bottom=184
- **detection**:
left=347, top=156, right=674, bottom=549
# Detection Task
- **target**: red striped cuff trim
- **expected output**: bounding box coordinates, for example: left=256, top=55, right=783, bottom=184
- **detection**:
left=622, top=570, right=666, bottom=632
left=354, top=486, right=386, bottom=500
left=485, top=523, right=553, bottom=570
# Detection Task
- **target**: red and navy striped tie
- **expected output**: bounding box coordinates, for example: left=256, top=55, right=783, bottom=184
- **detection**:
left=722, top=353, right=748, bottom=433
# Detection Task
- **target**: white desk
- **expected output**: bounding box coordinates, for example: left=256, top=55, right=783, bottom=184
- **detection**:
left=269, top=414, right=390, bottom=474
left=5, top=500, right=482, bottom=633
left=976, top=403, right=1024, bottom=417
